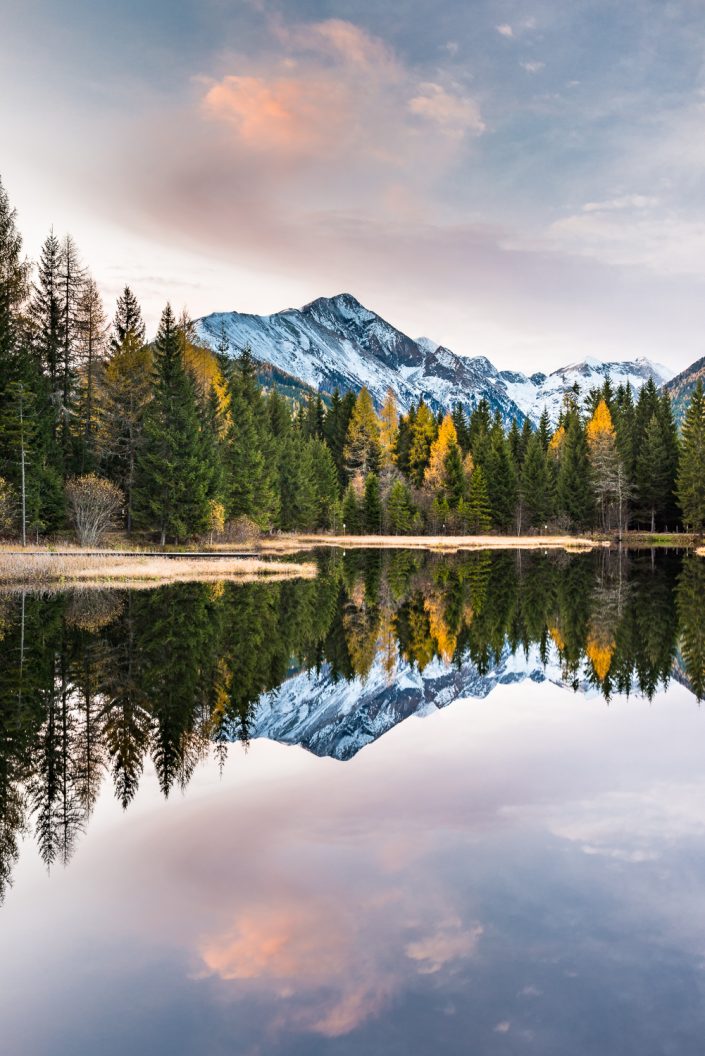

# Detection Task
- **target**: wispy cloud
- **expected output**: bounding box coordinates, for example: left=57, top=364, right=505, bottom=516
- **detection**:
left=520, top=60, right=545, bottom=74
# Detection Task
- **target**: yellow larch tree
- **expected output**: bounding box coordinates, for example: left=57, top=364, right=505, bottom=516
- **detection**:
left=424, top=413, right=458, bottom=491
left=379, top=388, right=399, bottom=471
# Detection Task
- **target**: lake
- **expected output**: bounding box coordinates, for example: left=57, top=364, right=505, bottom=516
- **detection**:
left=1, top=547, right=705, bottom=1054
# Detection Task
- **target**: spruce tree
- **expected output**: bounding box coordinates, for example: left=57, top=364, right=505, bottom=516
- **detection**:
left=31, top=230, right=63, bottom=433
left=110, top=286, right=145, bottom=351
left=134, top=304, right=215, bottom=544
left=223, top=348, right=278, bottom=529
left=0, top=177, right=30, bottom=372
left=386, top=479, right=417, bottom=534
left=486, top=430, right=518, bottom=530
left=556, top=418, right=593, bottom=528
left=677, top=381, right=705, bottom=531
left=309, top=438, right=340, bottom=529
left=463, top=465, right=492, bottom=533
left=342, top=483, right=361, bottom=533
left=76, top=277, right=108, bottom=472
left=522, top=432, right=553, bottom=528
left=636, top=414, right=671, bottom=532
left=363, top=473, right=382, bottom=533
left=444, top=440, right=466, bottom=510
left=277, top=433, right=316, bottom=530
left=100, top=331, right=152, bottom=533
left=407, top=401, right=437, bottom=486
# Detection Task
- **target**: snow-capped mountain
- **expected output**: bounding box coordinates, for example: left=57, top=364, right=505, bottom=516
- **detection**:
left=196, top=293, right=673, bottom=423
left=247, top=642, right=690, bottom=761
left=248, top=645, right=574, bottom=761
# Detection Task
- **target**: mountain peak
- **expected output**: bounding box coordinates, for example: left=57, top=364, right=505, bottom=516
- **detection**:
left=195, top=295, right=675, bottom=426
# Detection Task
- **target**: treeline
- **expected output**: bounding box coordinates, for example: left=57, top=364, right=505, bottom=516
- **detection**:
left=1, top=547, right=704, bottom=896
left=3, top=175, right=705, bottom=541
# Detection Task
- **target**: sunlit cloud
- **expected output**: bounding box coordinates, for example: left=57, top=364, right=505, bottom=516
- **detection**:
left=406, top=922, right=483, bottom=974
left=408, top=82, right=486, bottom=137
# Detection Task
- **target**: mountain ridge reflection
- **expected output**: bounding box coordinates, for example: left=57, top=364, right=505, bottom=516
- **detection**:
left=0, top=547, right=703, bottom=900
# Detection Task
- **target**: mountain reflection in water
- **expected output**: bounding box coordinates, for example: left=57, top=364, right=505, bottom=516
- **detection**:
left=1, top=548, right=705, bottom=1054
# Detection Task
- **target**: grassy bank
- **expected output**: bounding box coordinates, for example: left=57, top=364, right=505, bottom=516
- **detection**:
left=255, top=533, right=607, bottom=553
left=0, top=550, right=316, bottom=588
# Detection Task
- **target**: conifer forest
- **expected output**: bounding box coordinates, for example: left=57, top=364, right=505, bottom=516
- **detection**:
left=3, top=175, right=705, bottom=546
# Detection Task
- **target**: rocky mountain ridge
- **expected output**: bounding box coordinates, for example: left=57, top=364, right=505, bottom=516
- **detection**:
left=196, top=292, right=673, bottom=424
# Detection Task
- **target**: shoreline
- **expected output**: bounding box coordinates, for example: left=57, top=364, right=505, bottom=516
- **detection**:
left=257, top=533, right=608, bottom=553
left=0, top=551, right=317, bottom=588
left=0, top=531, right=697, bottom=588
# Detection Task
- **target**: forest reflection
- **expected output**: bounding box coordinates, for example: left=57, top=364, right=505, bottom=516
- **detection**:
left=0, top=547, right=704, bottom=901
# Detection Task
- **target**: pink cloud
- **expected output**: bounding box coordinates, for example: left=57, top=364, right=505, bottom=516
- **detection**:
left=202, top=74, right=347, bottom=154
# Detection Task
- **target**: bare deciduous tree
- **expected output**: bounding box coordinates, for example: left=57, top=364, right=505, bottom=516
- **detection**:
left=65, top=475, right=123, bottom=547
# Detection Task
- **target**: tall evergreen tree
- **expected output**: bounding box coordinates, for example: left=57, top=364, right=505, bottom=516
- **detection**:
left=363, top=473, right=383, bottom=533
left=677, top=381, right=705, bottom=531
left=134, top=304, right=215, bottom=543
left=556, top=418, right=593, bottom=528
left=223, top=347, right=278, bottom=529
left=30, top=230, right=63, bottom=436
left=522, top=432, right=553, bottom=529
left=75, top=277, right=108, bottom=473
left=463, top=465, right=492, bottom=533
left=110, top=286, right=145, bottom=351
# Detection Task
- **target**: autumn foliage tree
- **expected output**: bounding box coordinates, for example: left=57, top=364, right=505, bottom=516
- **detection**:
left=66, top=474, right=123, bottom=545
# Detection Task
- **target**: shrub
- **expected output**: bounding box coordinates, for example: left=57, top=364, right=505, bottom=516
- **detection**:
left=65, top=475, right=124, bottom=547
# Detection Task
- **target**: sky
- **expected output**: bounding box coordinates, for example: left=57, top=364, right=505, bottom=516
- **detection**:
left=3, top=0, right=705, bottom=372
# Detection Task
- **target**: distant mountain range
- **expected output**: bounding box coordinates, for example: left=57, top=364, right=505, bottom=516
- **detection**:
left=664, top=356, right=705, bottom=424
left=196, top=292, right=674, bottom=423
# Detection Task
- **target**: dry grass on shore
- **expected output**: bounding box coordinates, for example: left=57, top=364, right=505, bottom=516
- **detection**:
left=255, top=533, right=606, bottom=554
left=0, top=551, right=316, bottom=588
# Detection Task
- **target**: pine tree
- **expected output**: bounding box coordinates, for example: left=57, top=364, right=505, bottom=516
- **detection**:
left=677, top=381, right=705, bottom=531
left=75, top=277, right=108, bottom=472
left=223, top=349, right=278, bottom=529
left=386, top=478, right=417, bottom=534
left=363, top=473, right=382, bottom=533
left=57, top=234, right=85, bottom=466
left=111, top=286, right=146, bottom=351
left=309, top=438, right=340, bottom=529
left=522, top=432, right=553, bottom=528
left=537, top=408, right=551, bottom=451
left=342, top=482, right=361, bottom=533
left=636, top=414, right=671, bottom=532
left=556, top=418, right=593, bottom=528
left=407, top=401, right=437, bottom=486
left=463, top=465, right=492, bottom=533
left=486, top=429, right=517, bottom=530
left=443, top=440, right=466, bottom=509
left=30, top=230, right=63, bottom=435
left=277, top=433, right=316, bottom=530
left=100, top=333, right=152, bottom=533
left=451, top=403, right=470, bottom=453
left=134, top=304, right=215, bottom=544
left=0, top=177, right=30, bottom=372
left=468, top=399, right=491, bottom=455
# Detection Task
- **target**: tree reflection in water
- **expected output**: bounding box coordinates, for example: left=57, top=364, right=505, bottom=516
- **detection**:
left=0, top=547, right=701, bottom=899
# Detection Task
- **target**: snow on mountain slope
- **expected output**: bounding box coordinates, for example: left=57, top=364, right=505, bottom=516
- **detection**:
left=247, top=643, right=596, bottom=761
left=196, top=293, right=673, bottom=424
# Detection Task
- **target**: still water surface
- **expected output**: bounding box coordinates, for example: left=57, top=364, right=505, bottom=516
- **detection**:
left=1, top=548, right=705, bottom=1054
